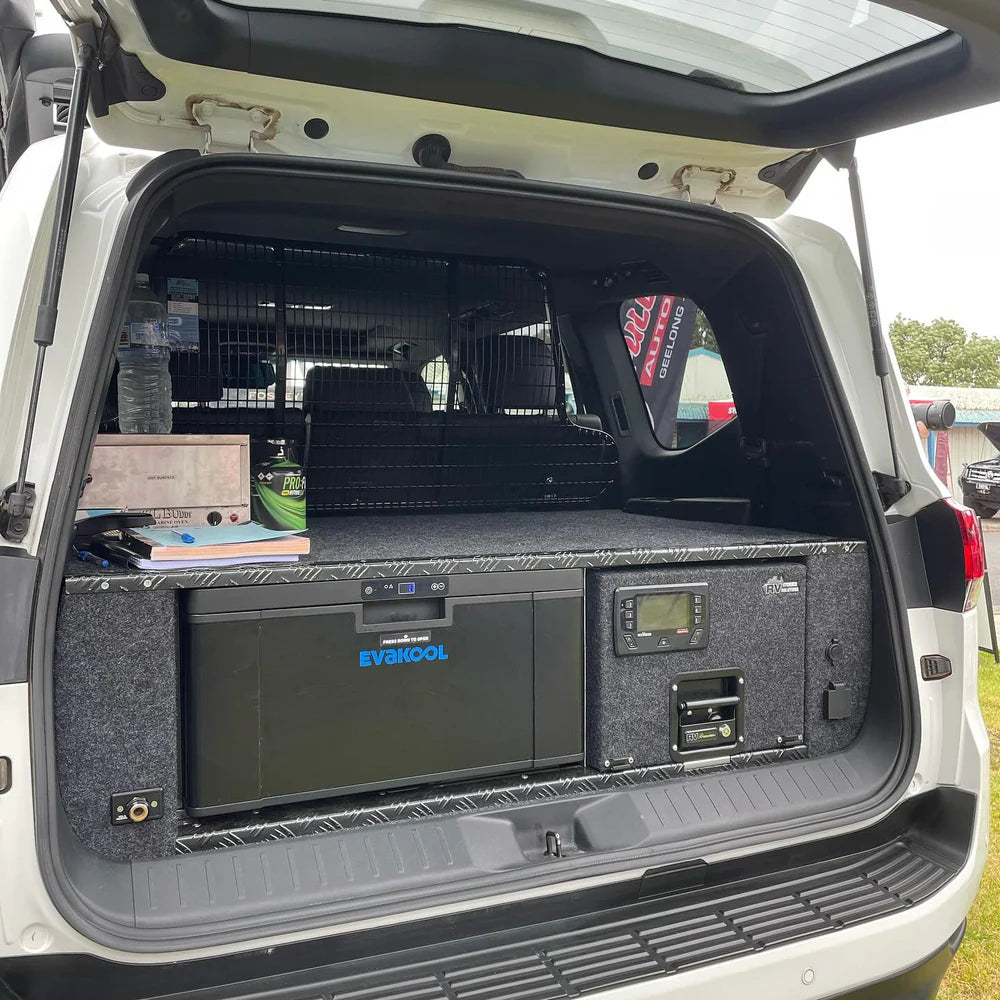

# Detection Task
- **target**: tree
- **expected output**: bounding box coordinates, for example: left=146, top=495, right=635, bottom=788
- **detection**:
left=888, top=315, right=1000, bottom=388
left=691, top=310, right=720, bottom=353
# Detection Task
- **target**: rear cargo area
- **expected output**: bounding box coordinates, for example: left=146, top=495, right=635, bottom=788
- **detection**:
left=44, top=168, right=909, bottom=938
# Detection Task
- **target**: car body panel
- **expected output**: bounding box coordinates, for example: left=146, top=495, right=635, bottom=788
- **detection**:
left=38, top=0, right=1000, bottom=215
left=0, top=4, right=989, bottom=977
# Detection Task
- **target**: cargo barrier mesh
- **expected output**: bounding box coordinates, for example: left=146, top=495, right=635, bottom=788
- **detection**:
left=136, top=235, right=619, bottom=514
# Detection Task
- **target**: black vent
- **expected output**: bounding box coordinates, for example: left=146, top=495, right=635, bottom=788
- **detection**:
left=621, top=259, right=670, bottom=284
left=51, top=80, right=72, bottom=131
left=152, top=235, right=618, bottom=514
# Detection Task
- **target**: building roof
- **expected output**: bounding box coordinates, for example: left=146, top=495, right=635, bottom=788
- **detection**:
left=678, top=402, right=708, bottom=421
left=908, top=384, right=1000, bottom=425
left=953, top=410, right=1000, bottom=426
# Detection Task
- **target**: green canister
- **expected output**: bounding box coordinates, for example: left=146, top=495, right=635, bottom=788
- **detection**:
left=251, top=457, right=306, bottom=530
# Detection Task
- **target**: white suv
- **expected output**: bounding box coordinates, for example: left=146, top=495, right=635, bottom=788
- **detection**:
left=0, top=3, right=992, bottom=999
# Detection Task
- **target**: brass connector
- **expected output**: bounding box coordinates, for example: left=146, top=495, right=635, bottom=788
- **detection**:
left=126, top=797, right=150, bottom=823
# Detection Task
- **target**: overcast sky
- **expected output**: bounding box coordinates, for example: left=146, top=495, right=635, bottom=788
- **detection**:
left=793, top=102, right=1000, bottom=340
left=32, top=6, right=1000, bottom=337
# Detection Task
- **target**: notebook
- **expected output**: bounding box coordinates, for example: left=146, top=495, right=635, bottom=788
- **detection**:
left=124, top=524, right=310, bottom=561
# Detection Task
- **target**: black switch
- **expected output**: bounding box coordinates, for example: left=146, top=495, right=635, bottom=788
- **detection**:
left=824, top=682, right=852, bottom=721
left=920, top=655, right=953, bottom=681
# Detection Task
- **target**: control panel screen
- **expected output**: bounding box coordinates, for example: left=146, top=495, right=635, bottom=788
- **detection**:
left=615, top=583, right=709, bottom=654
left=637, top=593, right=691, bottom=632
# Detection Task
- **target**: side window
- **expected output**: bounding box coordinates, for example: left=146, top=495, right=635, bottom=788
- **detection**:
left=420, top=356, right=460, bottom=411
left=563, top=371, right=577, bottom=416
left=619, top=295, right=733, bottom=449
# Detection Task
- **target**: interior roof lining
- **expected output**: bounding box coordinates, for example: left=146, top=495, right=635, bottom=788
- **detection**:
left=154, top=200, right=758, bottom=311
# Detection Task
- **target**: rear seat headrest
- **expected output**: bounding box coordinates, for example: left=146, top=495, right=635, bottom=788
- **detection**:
left=169, top=353, right=223, bottom=403
left=303, top=365, right=433, bottom=413
left=475, top=335, right=559, bottom=413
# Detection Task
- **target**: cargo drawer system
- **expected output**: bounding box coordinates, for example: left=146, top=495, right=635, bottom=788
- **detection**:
left=58, top=512, right=872, bottom=857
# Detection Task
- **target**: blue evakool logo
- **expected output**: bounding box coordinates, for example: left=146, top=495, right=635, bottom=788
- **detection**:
left=360, top=644, right=449, bottom=667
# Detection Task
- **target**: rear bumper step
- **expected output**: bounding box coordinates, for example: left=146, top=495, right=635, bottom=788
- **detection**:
left=0, top=788, right=973, bottom=1000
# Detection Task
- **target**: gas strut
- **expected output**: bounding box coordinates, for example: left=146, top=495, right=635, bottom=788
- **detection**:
left=0, top=41, right=95, bottom=542
left=824, top=141, right=909, bottom=509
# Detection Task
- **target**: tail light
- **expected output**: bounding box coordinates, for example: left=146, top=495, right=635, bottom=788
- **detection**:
left=945, top=498, right=985, bottom=611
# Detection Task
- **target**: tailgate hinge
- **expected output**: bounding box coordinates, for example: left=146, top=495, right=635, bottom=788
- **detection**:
left=190, top=99, right=279, bottom=153
left=673, top=165, right=737, bottom=206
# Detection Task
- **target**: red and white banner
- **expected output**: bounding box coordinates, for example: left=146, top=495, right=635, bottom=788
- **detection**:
left=708, top=401, right=737, bottom=422
left=619, top=295, right=697, bottom=443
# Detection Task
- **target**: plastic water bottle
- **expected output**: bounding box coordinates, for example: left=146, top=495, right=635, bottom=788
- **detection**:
left=116, top=274, right=172, bottom=434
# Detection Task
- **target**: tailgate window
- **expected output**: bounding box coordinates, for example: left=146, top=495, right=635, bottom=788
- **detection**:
left=262, top=0, right=945, bottom=93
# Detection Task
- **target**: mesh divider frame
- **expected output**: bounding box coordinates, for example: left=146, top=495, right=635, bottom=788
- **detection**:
left=151, top=234, right=619, bottom=514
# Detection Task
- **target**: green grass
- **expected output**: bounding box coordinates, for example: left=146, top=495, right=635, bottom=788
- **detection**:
left=938, top=652, right=1000, bottom=999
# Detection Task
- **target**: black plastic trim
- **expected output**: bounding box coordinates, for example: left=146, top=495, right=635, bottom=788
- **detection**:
left=69, top=18, right=165, bottom=122
left=886, top=514, right=933, bottom=609
left=757, top=149, right=821, bottom=200
left=0, top=548, right=36, bottom=684
left=915, top=498, right=968, bottom=612
left=95, top=48, right=165, bottom=110
left=30, top=154, right=921, bottom=952
left=920, top=654, right=953, bottom=681
left=120, top=0, right=1000, bottom=148
left=1, top=788, right=974, bottom=1000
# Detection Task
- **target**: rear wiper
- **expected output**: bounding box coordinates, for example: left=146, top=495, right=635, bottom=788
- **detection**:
left=687, top=69, right=748, bottom=93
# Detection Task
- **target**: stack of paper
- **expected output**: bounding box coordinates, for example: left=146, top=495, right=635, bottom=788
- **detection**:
left=94, top=524, right=310, bottom=570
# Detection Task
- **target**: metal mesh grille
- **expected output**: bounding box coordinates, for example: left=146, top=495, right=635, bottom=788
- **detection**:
left=155, top=235, right=617, bottom=513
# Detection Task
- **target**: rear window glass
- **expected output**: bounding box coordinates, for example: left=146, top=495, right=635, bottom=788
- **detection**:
left=278, top=0, right=945, bottom=94
left=619, top=295, right=732, bottom=449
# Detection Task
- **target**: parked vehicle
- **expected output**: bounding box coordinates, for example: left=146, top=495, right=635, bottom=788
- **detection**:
left=959, top=423, right=1000, bottom=517
left=0, top=2, right=994, bottom=999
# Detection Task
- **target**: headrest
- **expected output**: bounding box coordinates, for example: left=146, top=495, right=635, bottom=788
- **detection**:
left=303, top=365, right=433, bottom=413
left=17, top=30, right=74, bottom=85
left=169, top=353, right=223, bottom=403
left=0, top=0, right=34, bottom=92
left=475, top=335, right=559, bottom=413
left=222, top=356, right=276, bottom=390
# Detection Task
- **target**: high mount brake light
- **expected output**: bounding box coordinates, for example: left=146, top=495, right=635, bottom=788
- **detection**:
left=945, top=498, right=985, bottom=611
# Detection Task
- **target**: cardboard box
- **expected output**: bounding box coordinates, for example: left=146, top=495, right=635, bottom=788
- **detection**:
left=78, top=434, right=250, bottom=527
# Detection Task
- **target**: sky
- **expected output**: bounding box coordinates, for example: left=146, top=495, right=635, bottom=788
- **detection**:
left=790, top=102, right=1000, bottom=340
left=30, top=6, right=1000, bottom=338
